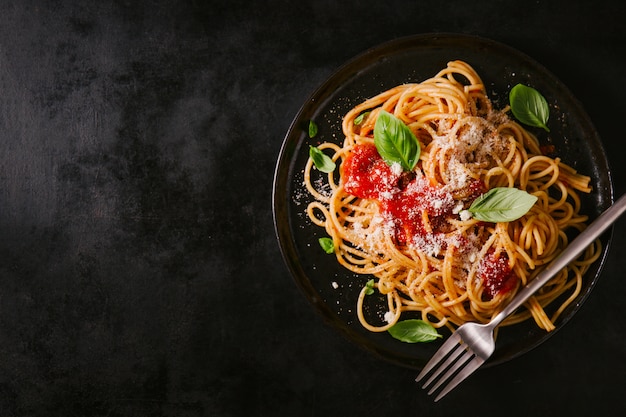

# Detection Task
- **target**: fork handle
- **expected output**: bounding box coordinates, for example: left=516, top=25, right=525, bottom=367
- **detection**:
left=490, top=193, right=626, bottom=327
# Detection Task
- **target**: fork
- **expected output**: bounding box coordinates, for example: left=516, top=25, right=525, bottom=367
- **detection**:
left=416, top=193, right=626, bottom=402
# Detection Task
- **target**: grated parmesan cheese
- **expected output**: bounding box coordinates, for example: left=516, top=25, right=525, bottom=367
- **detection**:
left=390, top=162, right=403, bottom=176
left=432, top=114, right=511, bottom=191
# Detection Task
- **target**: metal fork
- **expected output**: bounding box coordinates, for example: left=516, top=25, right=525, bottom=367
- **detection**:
left=416, top=193, right=626, bottom=401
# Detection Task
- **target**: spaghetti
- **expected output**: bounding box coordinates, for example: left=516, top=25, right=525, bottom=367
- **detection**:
left=304, top=60, right=601, bottom=334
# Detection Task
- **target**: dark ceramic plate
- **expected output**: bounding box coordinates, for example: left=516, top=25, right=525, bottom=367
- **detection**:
left=272, top=33, right=613, bottom=370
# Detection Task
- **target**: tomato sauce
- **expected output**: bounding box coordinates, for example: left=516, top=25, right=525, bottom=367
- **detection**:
left=342, top=144, right=398, bottom=200
left=477, top=251, right=518, bottom=300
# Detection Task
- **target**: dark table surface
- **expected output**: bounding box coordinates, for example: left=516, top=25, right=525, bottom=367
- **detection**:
left=1, top=0, right=625, bottom=416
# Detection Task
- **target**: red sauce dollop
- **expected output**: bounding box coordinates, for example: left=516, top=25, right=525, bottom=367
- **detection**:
left=478, top=251, right=518, bottom=300
left=342, top=144, right=398, bottom=200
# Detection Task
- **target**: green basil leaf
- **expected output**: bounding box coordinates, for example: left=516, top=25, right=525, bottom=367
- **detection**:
left=388, top=319, right=442, bottom=343
left=469, top=187, right=538, bottom=222
left=308, top=120, right=318, bottom=138
left=374, top=110, right=420, bottom=171
left=318, top=237, right=334, bottom=254
left=364, top=279, right=375, bottom=295
left=354, top=111, right=370, bottom=125
left=509, top=84, right=550, bottom=132
left=309, top=146, right=336, bottom=173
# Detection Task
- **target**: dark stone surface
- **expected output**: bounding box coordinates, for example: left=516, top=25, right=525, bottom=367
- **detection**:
left=0, top=0, right=624, bottom=416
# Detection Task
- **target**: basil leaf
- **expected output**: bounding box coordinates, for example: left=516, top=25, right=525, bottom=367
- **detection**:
left=469, top=187, right=538, bottom=222
left=318, top=237, right=334, bottom=254
left=309, top=146, right=336, bottom=173
left=364, top=279, right=375, bottom=295
left=388, top=319, right=442, bottom=343
left=509, top=84, right=550, bottom=132
left=354, top=111, right=370, bottom=125
left=374, top=110, right=420, bottom=171
left=308, top=120, right=318, bottom=138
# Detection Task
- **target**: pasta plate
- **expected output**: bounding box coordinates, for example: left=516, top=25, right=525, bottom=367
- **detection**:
left=272, top=33, right=613, bottom=369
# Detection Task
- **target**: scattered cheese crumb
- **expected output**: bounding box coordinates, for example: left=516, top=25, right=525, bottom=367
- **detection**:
left=384, top=311, right=395, bottom=324
left=459, top=209, right=472, bottom=221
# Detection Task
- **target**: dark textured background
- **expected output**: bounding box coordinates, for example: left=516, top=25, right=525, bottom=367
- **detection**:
left=0, top=0, right=624, bottom=416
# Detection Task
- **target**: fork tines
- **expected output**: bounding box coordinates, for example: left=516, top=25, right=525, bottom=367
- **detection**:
left=415, top=334, right=485, bottom=402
